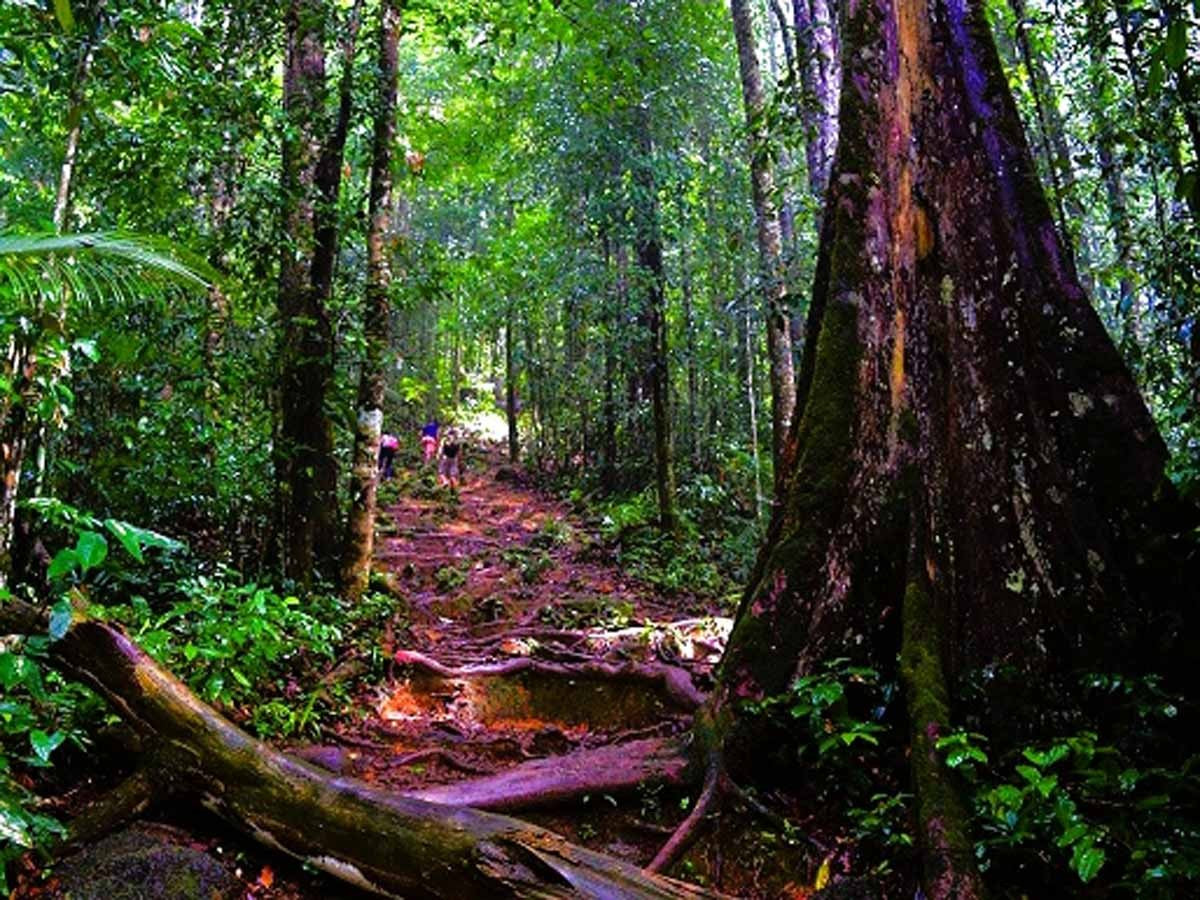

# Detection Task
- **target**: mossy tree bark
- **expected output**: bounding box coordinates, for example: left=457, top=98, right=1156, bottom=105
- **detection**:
left=708, top=0, right=1194, bottom=894
left=342, top=0, right=404, bottom=600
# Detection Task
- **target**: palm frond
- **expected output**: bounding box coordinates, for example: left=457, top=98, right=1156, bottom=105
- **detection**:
left=0, top=232, right=212, bottom=314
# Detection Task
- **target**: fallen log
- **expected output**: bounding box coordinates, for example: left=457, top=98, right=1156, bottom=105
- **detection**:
left=0, top=600, right=715, bottom=899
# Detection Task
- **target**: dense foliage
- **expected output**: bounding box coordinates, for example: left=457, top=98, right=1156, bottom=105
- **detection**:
left=1, top=0, right=1197, bottom=894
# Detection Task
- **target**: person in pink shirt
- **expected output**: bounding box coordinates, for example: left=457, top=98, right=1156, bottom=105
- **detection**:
left=379, top=432, right=399, bottom=479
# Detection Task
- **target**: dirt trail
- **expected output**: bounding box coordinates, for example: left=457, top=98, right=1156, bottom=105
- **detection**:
left=316, top=446, right=730, bottom=815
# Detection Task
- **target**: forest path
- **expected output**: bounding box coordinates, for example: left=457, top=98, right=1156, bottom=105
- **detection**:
left=309, top=444, right=730, bottom=828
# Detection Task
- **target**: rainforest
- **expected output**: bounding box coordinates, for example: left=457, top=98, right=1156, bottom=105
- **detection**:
left=1, top=0, right=1198, bottom=897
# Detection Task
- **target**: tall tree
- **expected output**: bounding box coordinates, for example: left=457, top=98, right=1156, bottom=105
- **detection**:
left=342, top=0, right=405, bottom=600
left=791, top=0, right=840, bottom=203
left=1083, top=0, right=1136, bottom=343
left=275, top=0, right=360, bottom=583
left=1006, top=0, right=1088, bottom=264
left=730, top=0, right=797, bottom=489
left=702, top=0, right=1197, bottom=894
left=633, top=106, right=678, bottom=532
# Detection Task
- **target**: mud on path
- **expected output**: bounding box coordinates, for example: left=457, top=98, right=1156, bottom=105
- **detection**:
left=300, top=445, right=734, bottom=862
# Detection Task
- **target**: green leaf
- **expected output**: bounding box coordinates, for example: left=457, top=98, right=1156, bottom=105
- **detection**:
left=29, top=729, right=64, bottom=763
left=104, top=519, right=144, bottom=563
left=74, top=531, right=108, bottom=572
left=53, top=0, right=75, bottom=32
left=1036, top=774, right=1059, bottom=797
left=47, top=548, right=78, bottom=581
left=1147, top=60, right=1166, bottom=96
left=1165, top=19, right=1188, bottom=70
left=1071, top=843, right=1106, bottom=882
left=1057, top=823, right=1089, bottom=847
left=0, top=806, right=33, bottom=848
left=1016, top=764, right=1041, bottom=785
left=230, top=667, right=252, bottom=688
left=48, top=600, right=72, bottom=641
left=841, top=731, right=879, bottom=746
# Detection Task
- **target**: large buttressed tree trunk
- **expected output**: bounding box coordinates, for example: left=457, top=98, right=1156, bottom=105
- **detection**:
left=714, top=0, right=1194, bottom=886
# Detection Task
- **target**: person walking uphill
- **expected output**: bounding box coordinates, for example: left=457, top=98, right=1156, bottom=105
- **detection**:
left=420, top=418, right=439, bottom=465
left=438, top=430, right=462, bottom=489
left=379, top=432, right=399, bottom=480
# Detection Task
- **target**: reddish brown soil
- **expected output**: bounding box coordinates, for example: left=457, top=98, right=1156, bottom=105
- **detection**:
left=310, top=447, right=730, bottom=801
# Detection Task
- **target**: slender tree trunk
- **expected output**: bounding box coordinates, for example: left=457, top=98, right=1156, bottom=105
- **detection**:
left=33, top=4, right=112, bottom=497
left=52, top=4, right=105, bottom=232
left=1083, top=0, right=1137, bottom=344
left=203, top=161, right=234, bottom=416
left=745, top=307, right=764, bottom=524
left=682, top=243, right=701, bottom=470
left=731, top=0, right=797, bottom=494
left=1113, top=0, right=1169, bottom=247
left=312, top=0, right=362, bottom=571
left=1007, top=0, right=1089, bottom=274
left=602, top=238, right=621, bottom=489
left=1, top=4, right=106, bottom=582
left=505, top=307, right=519, bottom=463
left=0, top=387, right=28, bottom=588
left=342, top=0, right=403, bottom=600
left=766, top=0, right=800, bottom=253
left=633, top=110, right=678, bottom=533
left=522, top=324, right=542, bottom=463
left=791, top=0, right=840, bottom=204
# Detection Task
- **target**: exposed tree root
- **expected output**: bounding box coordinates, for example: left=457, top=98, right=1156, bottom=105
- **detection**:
left=393, top=648, right=707, bottom=710
left=0, top=600, right=719, bottom=899
left=646, top=755, right=725, bottom=874
left=408, top=736, right=694, bottom=810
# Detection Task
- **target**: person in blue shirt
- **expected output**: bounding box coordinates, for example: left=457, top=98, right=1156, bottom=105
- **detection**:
left=420, top=418, right=439, bottom=464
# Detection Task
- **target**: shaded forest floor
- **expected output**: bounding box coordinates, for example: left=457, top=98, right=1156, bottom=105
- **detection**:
left=24, top=446, right=823, bottom=899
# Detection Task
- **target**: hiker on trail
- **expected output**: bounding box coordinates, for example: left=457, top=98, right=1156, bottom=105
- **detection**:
left=438, top=429, right=461, bottom=488
left=379, top=432, right=399, bottom=480
left=420, top=418, right=439, bottom=464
